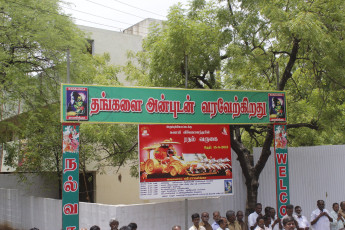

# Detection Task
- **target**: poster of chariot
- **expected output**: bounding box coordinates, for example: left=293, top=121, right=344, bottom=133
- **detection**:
left=139, top=124, right=233, bottom=199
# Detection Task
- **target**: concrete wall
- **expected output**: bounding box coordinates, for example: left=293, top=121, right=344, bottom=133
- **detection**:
left=254, top=145, right=345, bottom=220
left=0, top=173, right=59, bottom=199
left=2, top=145, right=344, bottom=229
left=123, top=18, right=163, bottom=37
left=0, top=188, right=244, bottom=230
left=79, top=25, right=143, bottom=85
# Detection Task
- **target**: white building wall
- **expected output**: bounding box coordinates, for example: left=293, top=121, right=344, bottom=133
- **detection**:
left=254, top=145, right=345, bottom=219
left=78, top=25, right=143, bottom=85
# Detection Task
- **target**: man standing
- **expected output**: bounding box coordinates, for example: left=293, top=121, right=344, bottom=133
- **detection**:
left=189, top=213, right=207, bottom=230
left=293, top=206, right=309, bottom=230
left=235, top=211, right=248, bottom=230
left=109, top=218, right=119, bottom=230
left=212, top=211, right=221, bottom=230
left=339, top=202, right=345, bottom=223
left=282, top=216, right=296, bottom=230
left=248, top=203, right=263, bottom=230
left=226, top=210, right=241, bottom=230
left=310, top=200, right=333, bottom=230
left=172, top=226, right=182, bottom=230
left=200, top=212, right=213, bottom=230
left=330, top=203, right=345, bottom=230
left=217, top=217, right=230, bottom=230
left=281, top=204, right=299, bottom=229
left=269, top=208, right=281, bottom=230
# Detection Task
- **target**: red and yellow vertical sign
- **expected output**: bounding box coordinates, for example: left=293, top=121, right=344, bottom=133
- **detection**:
left=274, top=124, right=290, bottom=218
left=62, top=123, right=80, bottom=230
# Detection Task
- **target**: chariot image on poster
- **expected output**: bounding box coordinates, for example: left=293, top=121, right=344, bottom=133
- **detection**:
left=139, top=124, right=233, bottom=199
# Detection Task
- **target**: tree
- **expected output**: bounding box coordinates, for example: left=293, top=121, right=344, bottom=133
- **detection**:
left=123, top=0, right=345, bottom=213
left=0, top=0, right=127, bottom=198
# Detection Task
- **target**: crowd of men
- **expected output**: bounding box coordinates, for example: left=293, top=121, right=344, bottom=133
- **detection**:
left=184, top=200, right=345, bottom=230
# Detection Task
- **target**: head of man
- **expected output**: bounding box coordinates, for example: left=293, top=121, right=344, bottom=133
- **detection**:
left=255, top=203, right=263, bottom=215
left=109, top=218, right=119, bottom=230
left=341, top=201, right=345, bottom=211
left=217, top=217, right=228, bottom=230
left=226, top=210, right=236, bottom=223
left=201, top=212, right=210, bottom=224
left=264, top=206, right=272, bottom=217
left=236, top=211, right=244, bottom=222
left=90, top=226, right=100, bottom=230
left=128, top=222, right=137, bottom=230
left=256, top=216, right=265, bottom=229
left=213, top=211, right=221, bottom=222
left=270, top=208, right=276, bottom=219
left=333, top=203, right=340, bottom=212
left=294, top=206, right=302, bottom=217
left=191, top=213, right=200, bottom=227
left=286, top=204, right=294, bottom=216
left=317, top=200, right=325, bottom=211
left=263, top=216, right=271, bottom=227
left=172, top=225, right=181, bottom=230
left=283, top=216, right=296, bottom=230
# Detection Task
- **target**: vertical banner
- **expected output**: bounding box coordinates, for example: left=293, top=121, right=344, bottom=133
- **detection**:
left=274, top=124, right=290, bottom=218
left=139, top=124, right=232, bottom=199
left=62, top=124, right=80, bottom=230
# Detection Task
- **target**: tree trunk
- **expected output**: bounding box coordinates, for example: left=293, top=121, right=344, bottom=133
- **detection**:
left=230, top=125, right=274, bottom=215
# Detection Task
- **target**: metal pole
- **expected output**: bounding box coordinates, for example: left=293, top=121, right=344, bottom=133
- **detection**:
left=185, top=55, right=188, bottom=88
left=184, top=54, right=189, bottom=230
left=276, top=62, right=279, bottom=90
left=185, top=198, right=188, bottom=230
left=67, top=48, right=70, bottom=83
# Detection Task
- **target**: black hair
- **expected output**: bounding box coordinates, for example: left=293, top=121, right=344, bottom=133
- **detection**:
left=128, top=222, right=137, bottom=229
left=90, top=226, right=100, bottom=230
left=191, top=213, right=200, bottom=220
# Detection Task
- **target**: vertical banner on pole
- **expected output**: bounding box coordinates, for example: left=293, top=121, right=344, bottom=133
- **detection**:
left=62, top=123, right=80, bottom=230
left=274, top=124, right=290, bottom=218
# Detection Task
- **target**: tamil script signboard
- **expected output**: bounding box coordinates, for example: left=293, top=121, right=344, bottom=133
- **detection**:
left=139, top=124, right=232, bottom=199
left=62, top=124, right=80, bottom=230
left=61, top=84, right=287, bottom=124
left=274, top=124, right=290, bottom=218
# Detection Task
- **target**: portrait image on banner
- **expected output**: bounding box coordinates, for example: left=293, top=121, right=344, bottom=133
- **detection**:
left=268, top=93, right=286, bottom=122
left=139, top=124, right=232, bottom=199
left=66, top=87, right=88, bottom=121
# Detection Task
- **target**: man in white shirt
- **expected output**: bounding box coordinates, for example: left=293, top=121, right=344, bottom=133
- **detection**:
left=189, top=213, right=206, bottom=230
left=212, top=211, right=221, bottom=230
left=310, top=200, right=333, bottom=230
left=330, top=202, right=345, bottom=230
left=293, top=205, right=309, bottom=230
left=269, top=208, right=281, bottom=230
left=248, top=203, right=263, bottom=230
left=281, top=204, right=299, bottom=229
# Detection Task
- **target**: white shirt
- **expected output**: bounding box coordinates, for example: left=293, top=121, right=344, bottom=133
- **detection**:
left=216, top=228, right=229, bottom=230
left=330, top=210, right=345, bottom=230
left=310, top=209, right=331, bottom=230
left=254, top=226, right=264, bottom=230
left=293, top=214, right=310, bottom=228
left=248, top=212, right=260, bottom=230
left=189, top=225, right=206, bottom=230
left=270, top=217, right=281, bottom=230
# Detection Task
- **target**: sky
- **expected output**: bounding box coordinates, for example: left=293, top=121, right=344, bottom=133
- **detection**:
left=61, top=0, right=189, bottom=32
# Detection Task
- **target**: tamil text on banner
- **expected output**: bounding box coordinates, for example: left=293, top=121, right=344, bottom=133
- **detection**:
left=62, top=124, right=80, bottom=230
left=139, top=124, right=233, bottom=199
left=61, top=84, right=287, bottom=124
left=274, top=124, right=290, bottom=218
